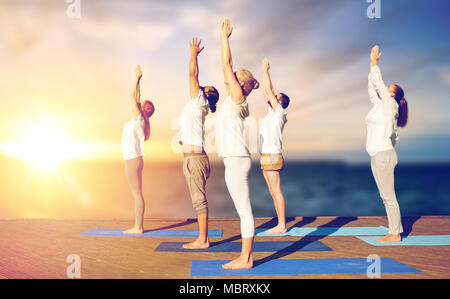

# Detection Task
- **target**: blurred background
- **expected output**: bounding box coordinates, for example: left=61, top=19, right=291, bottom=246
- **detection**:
left=1, top=0, right=449, bottom=219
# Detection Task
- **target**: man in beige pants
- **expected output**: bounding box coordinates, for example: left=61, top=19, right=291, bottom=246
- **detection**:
left=178, top=37, right=219, bottom=249
left=183, top=153, right=211, bottom=215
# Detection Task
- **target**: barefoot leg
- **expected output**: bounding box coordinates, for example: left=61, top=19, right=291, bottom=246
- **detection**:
left=222, top=237, right=254, bottom=269
left=183, top=211, right=210, bottom=249
left=124, top=157, right=145, bottom=233
left=123, top=226, right=144, bottom=234
left=377, top=234, right=401, bottom=242
left=263, top=170, right=286, bottom=233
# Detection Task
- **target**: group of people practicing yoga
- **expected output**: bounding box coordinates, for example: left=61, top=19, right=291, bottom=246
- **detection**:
left=120, top=19, right=409, bottom=269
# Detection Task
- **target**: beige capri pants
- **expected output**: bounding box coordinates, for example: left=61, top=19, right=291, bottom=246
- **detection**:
left=183, top=152, right=210, bottom=214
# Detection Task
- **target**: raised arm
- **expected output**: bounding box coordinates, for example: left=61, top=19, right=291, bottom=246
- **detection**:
left=130, top=65, right=143, bottom=118
left=368, top=73, right=380, bottom=104
left=220, top=19, right=244, bottom=103
left=262, top=58, right=278, bottom=109
left=189, top=37, right=204, bottom=99
left=369, top=45, right=391, bottom=102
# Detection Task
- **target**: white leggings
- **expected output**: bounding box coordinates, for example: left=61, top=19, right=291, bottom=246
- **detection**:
left=224, top=157, right=255, bottom=238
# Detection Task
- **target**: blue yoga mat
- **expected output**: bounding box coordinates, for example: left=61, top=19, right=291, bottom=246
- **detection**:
left=155, top=241, right=331, bottom=252
left=190, top=258, right=421, bottom=277
left=358, top=235, right=450, bottom=246
left=80, top=228, right=223, bottom=238
left=256, top=226, right=388, bottom=237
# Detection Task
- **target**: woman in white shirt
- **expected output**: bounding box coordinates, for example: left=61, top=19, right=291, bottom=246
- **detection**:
left=366, top=45, right=408, bottom=243
left=178, top=37, right=219, bottom=249
left=260, top=58, right=290, bottom=235
left=217, top=19, right=259, bottom=270
left=122, top=65, right=155, bottom=234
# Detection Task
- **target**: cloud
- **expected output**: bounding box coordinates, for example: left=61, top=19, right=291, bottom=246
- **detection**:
left=1, top=0, right=450, bottom=162
left=0, top=0, right=55, bottom=54
left=0, top=0, right=176, bottom=56
left=441, top=70, right=450, bottom=85
left=68, top=17, right=175, bottom=52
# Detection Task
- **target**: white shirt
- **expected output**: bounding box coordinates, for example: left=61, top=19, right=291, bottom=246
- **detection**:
left=365, top=65, right=399, bottom=157
left=259, top=104, right=288, bottom=154
left=216, top=95, right=250, bottom=158
left=121, top=114, right=146, bottom=160
left=178, top=90, right=209, bottom=147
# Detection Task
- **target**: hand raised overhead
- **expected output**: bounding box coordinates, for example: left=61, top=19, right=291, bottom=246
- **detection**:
left=220, top=18, right=233, bottom=38
left=135, top=65, right=143, bottom=80
left=370, top=45, right=382, bottom=63
left=189, top=37, right=205, bottom=55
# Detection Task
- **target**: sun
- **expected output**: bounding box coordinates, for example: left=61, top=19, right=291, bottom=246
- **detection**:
left=2, top=117, right=86, bottom=171
left=21, top=121, right=69, bottom=170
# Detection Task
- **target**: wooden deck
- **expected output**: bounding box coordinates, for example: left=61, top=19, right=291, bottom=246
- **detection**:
left=0, top=216, right=449, bottom=279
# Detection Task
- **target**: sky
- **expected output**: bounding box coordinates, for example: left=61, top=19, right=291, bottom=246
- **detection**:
left=1, top=0, right=450, bottom=163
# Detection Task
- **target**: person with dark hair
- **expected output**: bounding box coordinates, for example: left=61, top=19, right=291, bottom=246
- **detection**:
left=366, top=45, right=408, bottom=242
left=216, top=19, right=259, bottom=270
left=178, top=37, right=219, bottom=249
left=259, top=58, right=289, bottom=234
left=122, top=65, right=155, bottom=234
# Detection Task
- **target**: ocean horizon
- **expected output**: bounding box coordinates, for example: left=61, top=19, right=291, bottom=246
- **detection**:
left=1, top=155, right=449, bottom=220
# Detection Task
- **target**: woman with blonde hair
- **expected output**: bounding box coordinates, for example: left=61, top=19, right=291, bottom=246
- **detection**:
left=366, top=45, right=408, bottom=242
left=122, top=65, right=155, bottom=234
left=216, top=19, right=259, bottom=269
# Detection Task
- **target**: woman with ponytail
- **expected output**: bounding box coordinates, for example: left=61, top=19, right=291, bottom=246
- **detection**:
left=216, top=19, right=259, bottom=269
left=122, top=65, right=155, bottom=234
left=260, top=58, right=290, bottom=235
left=178, top=37, right=219, bottom=249
left=366, top=45, right=408, bottom=242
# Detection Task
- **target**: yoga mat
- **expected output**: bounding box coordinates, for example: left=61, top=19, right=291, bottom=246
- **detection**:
left=190, top=258, right=421, bottom=277
left=80, top=228, right=222, bottom=238
left=358, top=235, right=450, bottom=246
left=155, top=241, right=332, bottom=252
left=256, top=226, right=388, bottom=237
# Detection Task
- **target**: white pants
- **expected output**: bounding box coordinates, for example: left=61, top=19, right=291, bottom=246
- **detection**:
left=224, top=157, right=255, bottom=238
left=370, top=149, right=403, bottom=235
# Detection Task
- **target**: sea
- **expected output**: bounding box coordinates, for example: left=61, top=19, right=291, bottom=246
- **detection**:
left=1, top=156, right=449, bottom=219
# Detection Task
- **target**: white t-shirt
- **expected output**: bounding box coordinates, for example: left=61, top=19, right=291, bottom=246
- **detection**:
left=365, top=65, right=399, bottom=157
left=121, top=114, right=146, bottom=160
left=259, top=104, right=288, bottom=154
left=178, top=90, right=209, bottom=147
left=215, top=95, right=250, bottom=158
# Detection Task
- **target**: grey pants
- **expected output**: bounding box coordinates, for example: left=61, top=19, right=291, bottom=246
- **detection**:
left=370, top=149, right=403, bottom=234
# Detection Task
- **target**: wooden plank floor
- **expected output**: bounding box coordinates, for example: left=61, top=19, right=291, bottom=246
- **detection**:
left=0, top=216, right=449, bottom=279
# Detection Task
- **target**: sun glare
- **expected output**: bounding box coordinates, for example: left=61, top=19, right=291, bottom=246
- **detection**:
left=22, top=121, right=68, bottom=170
left=1, top=117, right=88, bottom=170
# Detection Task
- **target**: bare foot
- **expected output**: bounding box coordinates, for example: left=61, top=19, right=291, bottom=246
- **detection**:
left=123, top=226, right=144, bottom=234
left=377, top=234, right=401, bottom=243
left=182, top=238, right=210, bottom=249
left=222, top=256, right=253, bottom=270
left=264, top=225, right=287, bottom=235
